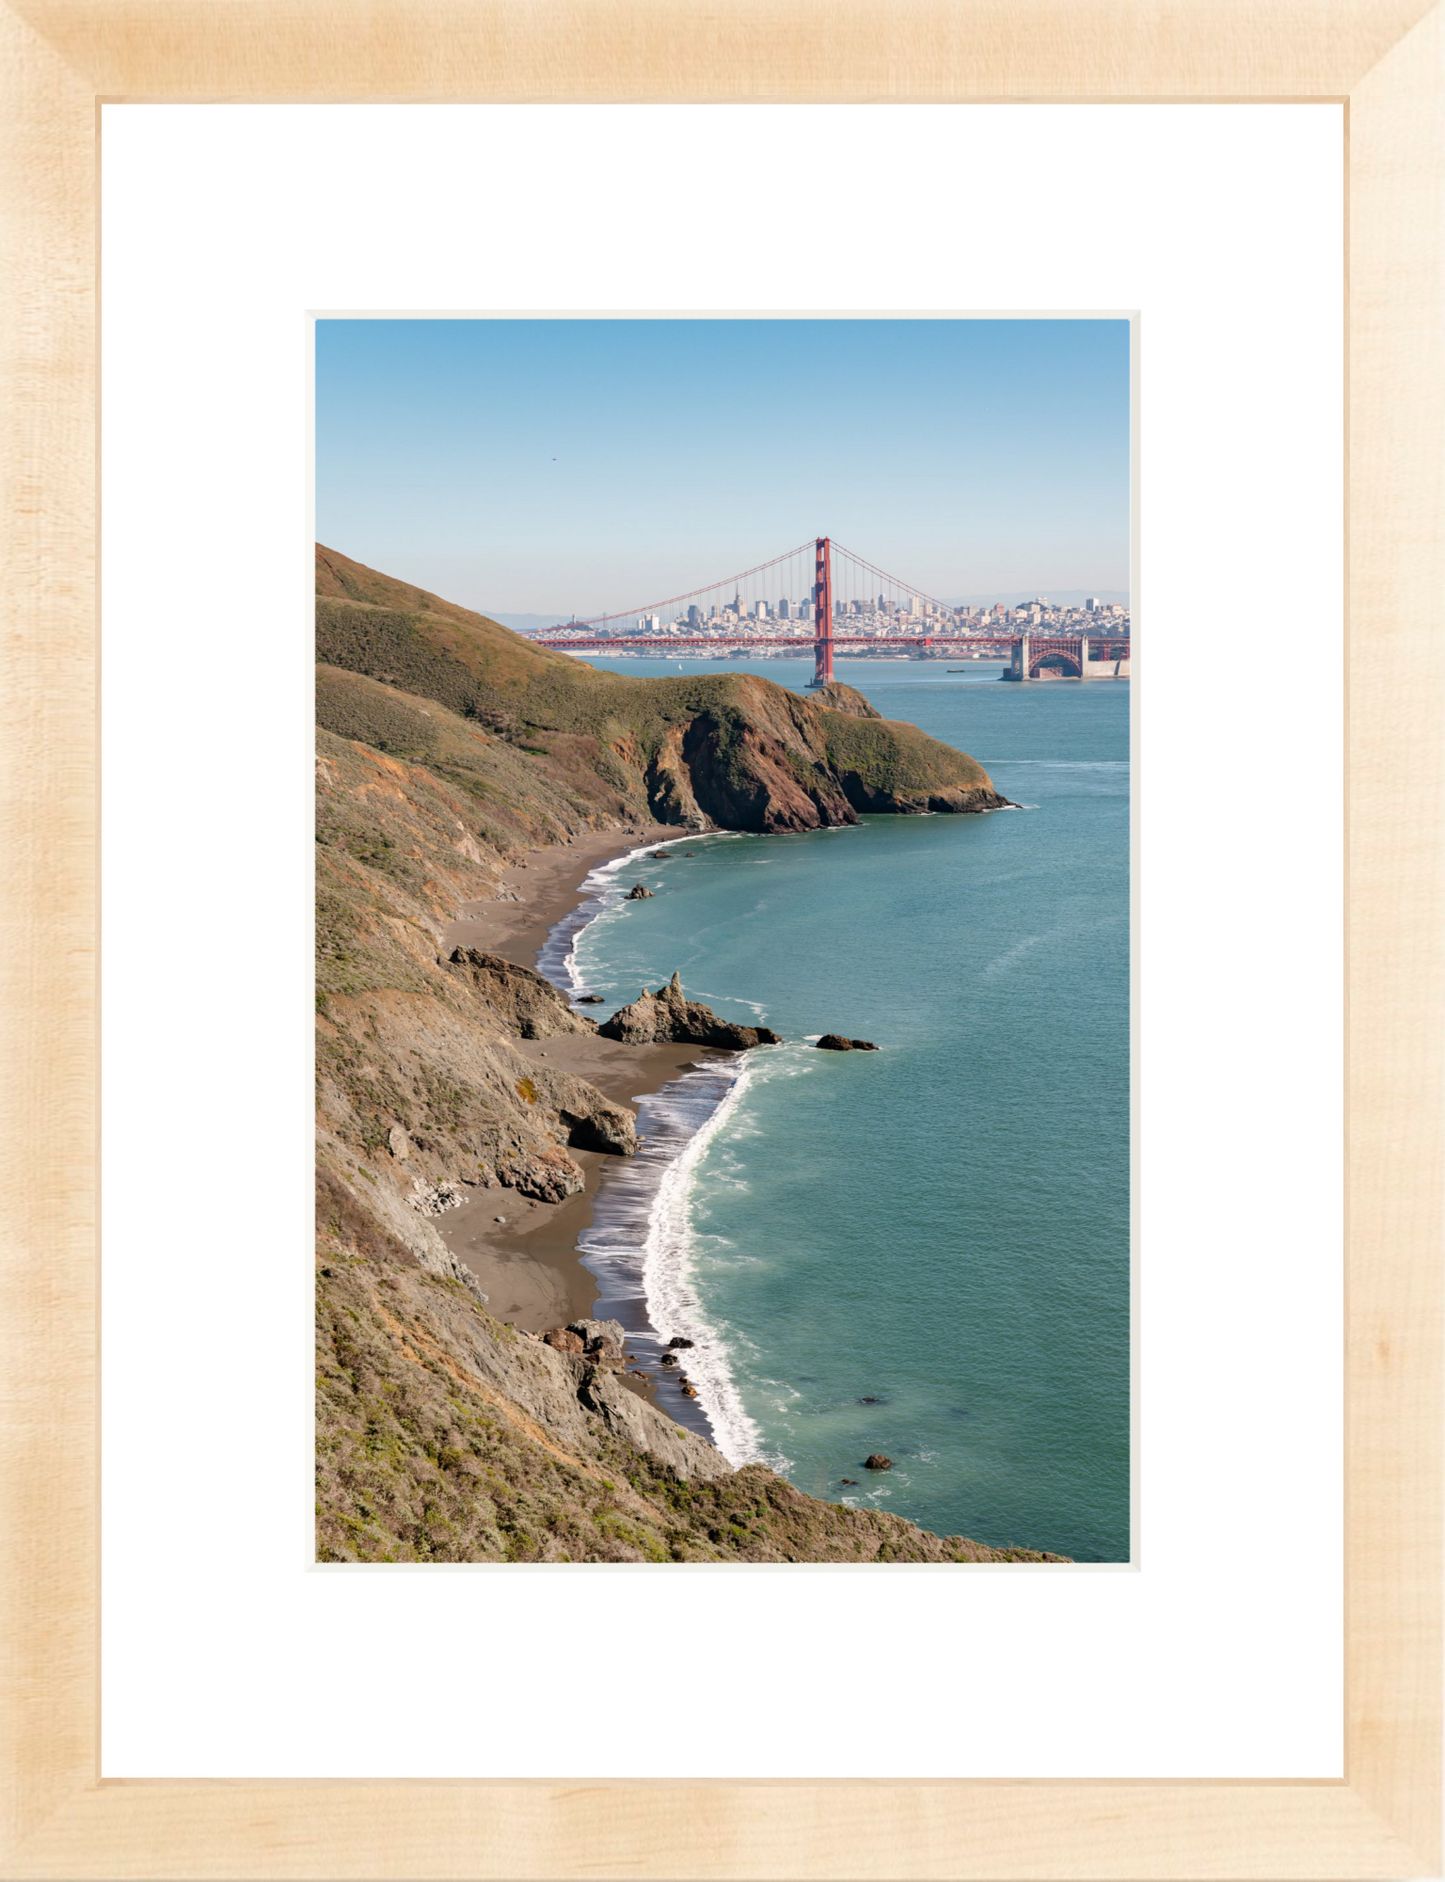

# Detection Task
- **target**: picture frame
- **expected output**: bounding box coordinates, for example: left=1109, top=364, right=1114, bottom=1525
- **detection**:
left=2, top=1, right=1439, bottom=1874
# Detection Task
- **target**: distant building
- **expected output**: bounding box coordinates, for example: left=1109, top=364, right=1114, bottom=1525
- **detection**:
left=1084, top=596, right=1100, bottom=613
left=755, top=599, right=769, bottom=619
left=778, top=598, right=791, bottom=620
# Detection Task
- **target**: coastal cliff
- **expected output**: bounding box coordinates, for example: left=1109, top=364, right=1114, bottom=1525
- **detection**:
left=315, top=544, right=1064, bottom=1562
left=316, top=542, right=1010, bottom=834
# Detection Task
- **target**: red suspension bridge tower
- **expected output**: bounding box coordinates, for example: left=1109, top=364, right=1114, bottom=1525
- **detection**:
left=812, top=536, right=834, bottom=688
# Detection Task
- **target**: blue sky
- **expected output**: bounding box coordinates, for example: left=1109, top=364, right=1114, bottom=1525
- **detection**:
left=315, top=318, right=1130, bottom=617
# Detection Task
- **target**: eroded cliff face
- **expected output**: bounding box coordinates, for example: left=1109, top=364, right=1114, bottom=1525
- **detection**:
left=313, top=544, right=1063, bottom=1564
left=314, top=543, right=1011, bottom=837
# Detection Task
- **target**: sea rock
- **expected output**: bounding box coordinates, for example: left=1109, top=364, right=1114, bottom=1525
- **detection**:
left=575, top=994, right=605, bottom=1004
left=625, top=883, right=655, bottom=900
left=665, top=1336, right=696, bottom=1350
left=680, top=1384, right=699, bottom=1398
left=864, top=1454, right=893, bottom=1471
left=815, top=1034, right=879, bottom=1052
left=600, top=972, right=780, bottom=1050
left=659, top=1352, right=680, bottom=1369
left=446, top=947, right=599, bottom=1040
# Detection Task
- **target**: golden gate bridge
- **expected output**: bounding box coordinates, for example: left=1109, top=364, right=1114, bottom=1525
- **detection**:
left=533, top=537, right=1130, bottom=687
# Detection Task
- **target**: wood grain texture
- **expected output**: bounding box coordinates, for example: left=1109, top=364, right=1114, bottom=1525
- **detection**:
left=0, top=0, right=97, bottom=1869
left=0, top=0, right=1436, bottom=98
left=1347, top=3, right=1445, bottom=1865
left=0, top=0, right=1439, bottom=1875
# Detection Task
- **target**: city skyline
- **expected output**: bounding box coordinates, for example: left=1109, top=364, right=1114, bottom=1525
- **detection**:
left=315, top=318, right=1130, bottom=616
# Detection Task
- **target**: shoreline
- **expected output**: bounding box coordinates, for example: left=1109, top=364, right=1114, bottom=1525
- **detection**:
left=433, top=823, right=736, bottom=1439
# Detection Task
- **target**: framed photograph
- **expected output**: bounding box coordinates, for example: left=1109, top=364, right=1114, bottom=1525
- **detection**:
left=2, top=2, right=1439, bottom=1875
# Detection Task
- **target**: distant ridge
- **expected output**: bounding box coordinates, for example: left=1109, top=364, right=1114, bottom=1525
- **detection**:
left=942, top=588, right=1130, bottom=609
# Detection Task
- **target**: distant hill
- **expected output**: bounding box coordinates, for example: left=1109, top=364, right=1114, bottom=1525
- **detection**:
left=483, top=611, right=580, bottom=635
left=943, top=588, right=1130, bottom=610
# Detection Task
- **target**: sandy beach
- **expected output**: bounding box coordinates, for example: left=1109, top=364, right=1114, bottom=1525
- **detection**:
left=435, top=825, right=730, bottom=1342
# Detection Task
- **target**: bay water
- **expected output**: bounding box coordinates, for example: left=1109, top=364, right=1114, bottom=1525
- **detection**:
left=552, top=656, right=1129, bottom=1563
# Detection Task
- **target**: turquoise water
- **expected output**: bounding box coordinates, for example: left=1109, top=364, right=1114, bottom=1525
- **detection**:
left=561, top=656, right=1129, bottom=1563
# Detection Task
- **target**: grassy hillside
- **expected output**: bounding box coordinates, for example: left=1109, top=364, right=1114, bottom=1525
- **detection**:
left=314, top=543, right=1006, bottom=831
left=314, top=544, right=1057, bottom=1564
left=316, top=1191, right=1066, bottom=1564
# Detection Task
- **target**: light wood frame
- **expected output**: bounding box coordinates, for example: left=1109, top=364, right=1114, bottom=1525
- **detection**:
left=2, top=2, right=1440, bottom=1875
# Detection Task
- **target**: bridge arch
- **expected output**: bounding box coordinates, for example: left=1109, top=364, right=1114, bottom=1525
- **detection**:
left=1028, top=649, right=1082, bottom=679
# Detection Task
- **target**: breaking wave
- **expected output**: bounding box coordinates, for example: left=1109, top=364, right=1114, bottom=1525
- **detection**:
left=576, top=1056, right=767, bottom=1464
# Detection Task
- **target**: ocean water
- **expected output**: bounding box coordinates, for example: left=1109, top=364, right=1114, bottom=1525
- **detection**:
left=549, top=656, right=1129, bottom=1563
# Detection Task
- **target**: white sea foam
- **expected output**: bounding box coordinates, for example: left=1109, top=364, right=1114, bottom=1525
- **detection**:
left=633, top=1061, right=770, bottom=1465
left=534, top=840, right=662, bottom=997
left=536, top=830, right=741, bottom=998
left=573, top=1053, right=779, bottom=1465
left=537, top=830, right=798, bottom=1467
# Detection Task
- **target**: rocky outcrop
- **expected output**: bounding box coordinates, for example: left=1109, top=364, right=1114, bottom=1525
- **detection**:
left=408, top=1177, right=467, bottom=1215
left=644, top=727, right=711, bottom=829
left=600, top=972, right=782, bottom=1050
left=493, top=1143, right=585, bottom=1203
left=575, top=1363, right=730, bottom=1481
left=865, top=1454, right=893, bottom=1471
left=680, top=705, right=858, bottom=833
left=625, top=883, right=654, bottom=900
left=816, top=1034, right=879, bottom=1052
left=810, top=681, right=882, bottom=719
left=446, top=947, right=598, bottom=1039
left=316, top=985, right=638, bottom=1209
left=541, top=1319, right=627, bottom=1364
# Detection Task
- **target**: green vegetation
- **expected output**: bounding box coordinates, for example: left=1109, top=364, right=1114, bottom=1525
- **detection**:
left=313, top=542, right=1004, bottom=833
left=314, top=1227, right=1064, bottom=1565
left=312, top=543, right=1052, bottom=1565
